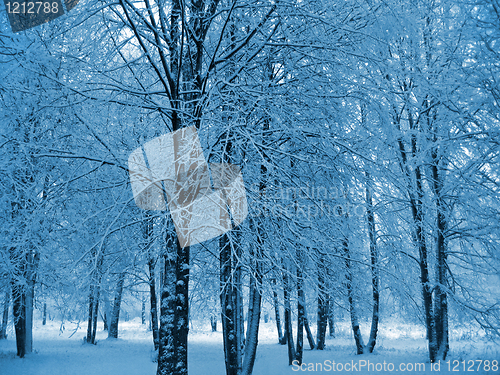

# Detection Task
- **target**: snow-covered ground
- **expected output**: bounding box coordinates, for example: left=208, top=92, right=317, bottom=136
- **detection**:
left=0, top=318, right=498, bottom=374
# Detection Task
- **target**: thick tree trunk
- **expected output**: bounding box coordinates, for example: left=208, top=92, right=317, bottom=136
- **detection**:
left=220, top=232, right=240, bottom=375
left=12, top=284, right=26, bottom=357
left=174, top=239, right=190, bottom=375
left=25, top=283, right=33, bottom=354
left=157, top=239, right=176, bottom=375
left=1, top=290, right=9, bottom=339
left=108, top=272, right=125, bottom=339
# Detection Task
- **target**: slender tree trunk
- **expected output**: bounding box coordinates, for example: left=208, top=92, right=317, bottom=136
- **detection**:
left=295, top=252, right=305, bottom=364
left=365, top=179, right=379, bottom=353
left=103, top=291, right=110, bottom=332
left=23, top=249, right=37, bottom=355
left=316, top=256, right=328, bottom=350
left=108, top=272, right=126, bottom=339
left=91, top=284, right=100, bottom=344
left=431, top=158, right=449, bottom=361
left=42, top=303, right=47, bottom=326
left=1, top=290, right=9, bottom=339
left=327, top=297, right=335, bottom=338
left=303, top=314, right=315, bottom=350
left=272, top=278, right=285, bottom=344
left=283, top=267, right=295, bottom=365
left=142, top=296, right=146, bottom=325
left=241, top=251, right=262, bottom=375
left=395, top=108, right=436, bottom=361
left=148, top=258, right=159, bottom=351
left=86, top=284, right=94, bottom=343
left=211, top=315, right=217, bottom=332
left=343, top=236, right=365, bottom=354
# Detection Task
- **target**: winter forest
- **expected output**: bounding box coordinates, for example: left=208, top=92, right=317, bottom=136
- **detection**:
left=1, top=0, right=500, bottom=374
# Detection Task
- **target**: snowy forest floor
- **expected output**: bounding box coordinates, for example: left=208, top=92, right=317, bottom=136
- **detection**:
left=0, top=319, right=498, bottom=374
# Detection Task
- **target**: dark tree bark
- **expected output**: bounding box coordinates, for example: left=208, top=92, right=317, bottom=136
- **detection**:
left=283, top=267, right=296, bottom=365
left=143, top=211, right=159, bottom=350
left=365, top=179, right=379, bottom=353
left=316, top=256, right=328, bottom=350
left=241, top=248, right=262, bottom=375
left=12, top=283, right=26, bottom=357
left=303, top=314, right=315, bottom=350
left=431, top=152, right=449, bottom=361
left=272, top=278, right=285, bottom=344
left=25, top=278, right=34, bottom=354
left=86, top=284, right=94, bottom=344
left=157, top=235, right=177, bottom=375
left=220, top=232, right=241, bottom=375
left=393, top=94, right=437, bottom=362
left=327, top=297, right=335, bottom=338
left=108, top=271, right=126, bottom=339
left=210, top=315, right=217, bottom=332
left=42, top=303, right=47, bottom=326
left=148, top=258, right=159, bottom=351
left=343, top=236, right=365, bottom=355
left=102, top=292, right=110, bottom=331
left=1, top=290, right=10, bottom=339
left=91, top=284, right=100, bottom=344
left=142, top=296, right=146, bottom=325
left=174, top=237, right=190, bottom=375
left=295, top=249, right=305, bottom=363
